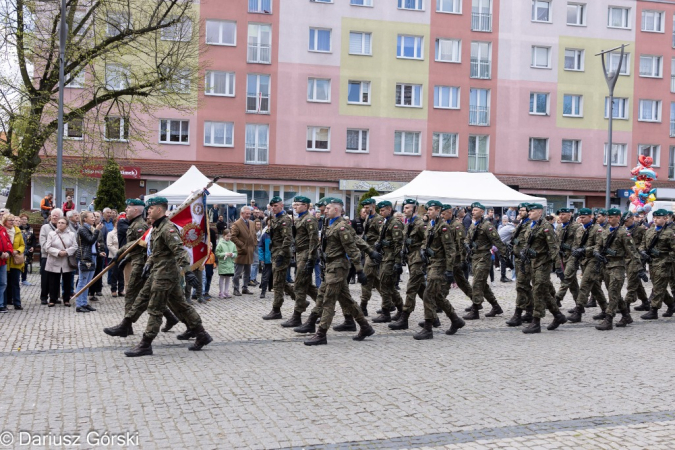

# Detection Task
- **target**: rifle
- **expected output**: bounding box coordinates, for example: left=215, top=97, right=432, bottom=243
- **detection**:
left=289, top=209, right=297, bottom=268
left=464, top=217, right=484, bottom=261
left=641, top=225, right=666, bottom=264
left=557, top=221, right=573, bottom=271
left=400, top=200, right=418, bottom=267
left=519, top=219, right=541, bottom=272
left=318, top=215, right=328, bottom=282
left=572, top=216, right=597, bottom=270
left=594, top=216, right=626, bottom=272
left=374, top=201, right=398, bottom=254
left=420, top=218, right=436, bottom=269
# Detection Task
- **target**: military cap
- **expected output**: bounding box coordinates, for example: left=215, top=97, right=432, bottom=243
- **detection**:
left=518, top=203, right=530, bottom=210
left=653, top=209, right=669, bottom=217
left=269, top=196, right=283, bottom=205
left=622, top=211, right=633, bottom=220
left=145, top=196, right=168, bottom=208
left=557, top=207, right=573, bottom=214
left=578, top=208, right=592, bottom=215
left=293, top=195, right=311, bottom=204
left=328, top=198, right=343, bottom=206
left=360, top=198, right=376, bottom=206
left=376, top=200, right=393, bottom=209
left=403, top=198, right=419, bottom=206
left=607, top=208, right=622, bottom=216
left=126, top=198, right=145, bottom=206
left=441, top=204, right=453, bottom=212
left=596, top=208, right=608, bottom=215
left=425, top=200, right=442, bottom=208
left=529, top=203, right=544, bottom=210
left=471, top=202, right=486, bottom=210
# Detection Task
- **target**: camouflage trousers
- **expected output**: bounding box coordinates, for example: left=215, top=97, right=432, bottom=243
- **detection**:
left=555, top=256, right=580, bottom=304
left=623, top=260, right=648, bottom=304
left=531, top=263, right=561, bottom=319
left=403, top=261, right=426, bottom=313
left=452, top=262, right=473, bottom=300
left=293, top=254, right=318, bottom=313
left=379, top=261, right=403, bottom=311
left=423, top=269, right=455, bottom=320
left=648, top=261, right=674, bottom=310
left=319, top=268, right=365, bottom=330
left=125, top=272, right=183, bottom=329
left=470, top=255, right=499, bottom=307
left=271, top=260, right=296, bottom=310
left=124, top=260, right=146, bottom=316
left=576, top=262, right=608, bottom=310
left=605, top=266, right=627, bottom=317
left=514, top=258, right=534, bottom=311
left=360, top=259, right=381, bottom=306
left=311, top=279, right=353, bottom=318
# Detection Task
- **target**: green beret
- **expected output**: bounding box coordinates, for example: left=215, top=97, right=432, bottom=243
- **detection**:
left=269, top=196, right=283, bottom=205
left=403, top=198, right=419, bottom=206
left=622, top=211, right=633, bottom=220
left=578, top=208, right=592, bottom=215
left=529, top=203, right=544, bottom=210
left=557, top=207, right=573, bottom=214
left=653, top=209, right=669, bottom=217
left=145, top=197, right=168, bottom=208
left=376, top=201, right=392, bottom=209
left=471, top=202, right=486, bottom=210
left=328, top=198, right=343, bottom=206
left=441, top=204, right=453, bottom=212
left=607, top=208, right=622, bottom=216
left=518, top=203, right=530, bottom=210
left=426, top=200, right=442, bottom=208
left=293, top=196, right=311, bottom=204
left=360, top=198, right=376, bottom=206
left=126, top=198, right=145, bottom=207
left=596, top=208, right=608, bottom=215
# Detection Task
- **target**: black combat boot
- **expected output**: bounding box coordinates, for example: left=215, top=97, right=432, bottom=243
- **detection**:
left=262, top=307, right=282, bottom=320
left=616, top=308, right=633, bottom=327
left=547, top=312, right=567, bottom=331
left=484, top=303, right=503, bottom=317
left=505, top=308, right=523, bottom=327
left=304, top=327, right=327, bottom=346
left=375, top=305, right=396, bottom=314
left=176, top=328, right=196, bottom=340
left=566, top=305, right=585, bottom=323
left=522, top=308, right=534, bottom=323
left=595, top=315, right=613, bottom=331
left=413, top=319, right=434, bottom=340
left=389, top=311, right=410, bottom=330
left=104, top=317, right=134, bottom=337
left=162, top=310, right=179, bottom=332
left=446, top=312, right=465, bottom=335
left=333, top=315, right=357, bottom=332
left=418, top=317, right=441, bottom=328
left=124, top=334, right=154, bottom=357
left=522, top=317, right=541, bottom=334
left=465, top=303, right=483, bottom=312
left=294, top=312, right=318, bottom=333
left=641, top=307, right=659, bottom=320
left=662, top=303, right=675, bottom=318
left=463, top=304, right=480, bottom=320
left=585, top=296, right=597, bottom=308
left=360, top=302, right=368, bottom=317
left=391, top=305, right=403, bottom=322
left=592, top=310, right=607, bottom=321
left=188, top=326, right=213, bottom=350
left=634, top=299, right=650, bottom=311
left=568, top=306, right=577, bottom=313
left=353, top=318, right=375, bottom=341
left=281, top=311, right=303, bottom=328
left=372, top=309, right=392, bottom=323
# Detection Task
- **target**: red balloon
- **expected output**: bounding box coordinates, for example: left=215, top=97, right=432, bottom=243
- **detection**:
left=639, top=155, right=653, bottom=168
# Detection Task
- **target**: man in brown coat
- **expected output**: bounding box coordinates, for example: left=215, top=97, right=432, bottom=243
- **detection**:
left=230, top=206, right=257, bottom=296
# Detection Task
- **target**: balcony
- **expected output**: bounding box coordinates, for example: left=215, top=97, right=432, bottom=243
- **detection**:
left=470, top=58, right=491, bottom=79
left=469, top=105, right=490, bottom=125
left=247, top=44, right=271, bottom=64
left=471, top=13, right=492, bottom=32
left=468, top=155, right=488, bottom=172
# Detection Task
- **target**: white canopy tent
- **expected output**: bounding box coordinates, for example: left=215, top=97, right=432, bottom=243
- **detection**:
left=372, top=171, right=546, bottom=207
left=144, top=165, right=247, bottom=205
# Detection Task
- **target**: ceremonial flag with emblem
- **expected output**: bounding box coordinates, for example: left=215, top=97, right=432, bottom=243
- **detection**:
left=169, top=189, right=211, bottom=270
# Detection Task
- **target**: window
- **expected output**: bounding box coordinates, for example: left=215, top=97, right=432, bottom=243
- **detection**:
left=351, top=0, right=373, bottom=6
left=309, top=28, right=331, bottom=52
left=246, top=74, right=270, bottom=114
left=161, top=17, right=192, bottom=42
left=469, top=88, right=490, bottom=125
left=399, top=0, right=423, bottom=10
left=248, top=24, right=272, bottom=63
left=164, top=68, right=190, bottom=94
left=639, top=55, right=662, bottom=77
left=529, top=92, right=549, bottom=115
left=104, top=117, right=129, bottom=142
left=248, top=0, right=272, bottom=13
left=638, top=144, right=661, bottom=167
left=159, top=119, right=189, bottom=144
left=106, top=12, right=131, bottom=37
left=349, top=32, right=372, bottom=55
left=564, top=49, right=584, bottom=71
left=438, top=0, right=461, bottom=13
left=604, top=143, right=627, bottom=166
left=205, top=71, right=235, bottom=96
left=434, top=86, right=459, bottom=109
left=245, top=124, right=269, bottom=164
left=608, top=52, right=630, bottom=75
left=470, top=41, right=491, bottom=78
left=567, top=3, right=586, bottom=26
left=396, top=83, right=422, bottom=107
left=639, top=100, right=661, bottom=122
left=562, top=139, right=581, bottom=162
left=672, top=59, right=675, bottom=93
left=204, top=121, right=234, bottom=147
left=642, top=10, right=664, bottom=32
left=435, top=38, right=460, bottom=62
left=529, top=138, right=549, bottom=161
left=432, top=132, right=458, bottom=157
left=532, top=0, right=551, bottom=22
left=307, top=127, right=330, bottom=151
left=66, top=71, right=85, bottom=88
left=398, top=35, right=424, bottom=59
left=307, top=78, right=331, bottom=102
left=670, top=147, right=675, bottom=179
left=608, top=6, right=630, bottom=29
left=671, top=102, right=675, bottom=136
left=105, top=64, right=129, bottom=91
left=468, top=135, right=489, bottom=172
left=311, top=0, right=333, bottom=3
left=563, top=94, right=583, bottom=117
left=346, top=129, right=369, bottom=153
left=394, top=131, right=421, bottom=155
left=531, top=46, right=551, bottom=68
left=604, top=97, right=628, bottom=119
left=206, top=20, right=236, bottom=46
left=347, top=81, right=370, bottom=104
left=64, top=118, right=83, bottom=140
left=471, top=0, right=492, bottom=32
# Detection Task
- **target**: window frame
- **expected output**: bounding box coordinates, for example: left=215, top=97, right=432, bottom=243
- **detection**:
left=346, top=129, right=370, bottom=153
left=604, top=143, right=628, bottom=166
left=468, top=134, right=490, bottom=172
left=566, top=2, right=586, bottom=26
left=608, top=6, right=630, bottom=29
left=435, top=38, right=461, bottom=63
left=608, top=52, right=630, bottom=76
left=529, top=92, right=550, bottom=115
left=350, top=0, right=373, bottom=6
left=531, top=0, right=552, bottom=23
left=395, top=83, right=423, bottom=108
left=161, top=17, right=192, bottom=42
left=159, top=119, right=190, bottom=145
left=432, top=132, right=459, bottom=157
left=245, top=123, right=269, bottom=165
left=638, top=99, right=662, bottom=123
left=246, top=73, right=271, bottom=114
left=248, top=0, right=273, bottom=14
left=106, top=11, right=132, bottom=38
left=347, top=80, right=371, bottom=105
left=394, top=131, right=422, bottom=156
left=203, top=121, right=234, bottom=148
left=641, top=10, right=665, bottom=33
left=528, top=137, right=550, bottom=161
left=398, top=0, right=424, bottom=11
left=105, top=64, right=130, bottom=91
left=604, top=97, right=629, bottom=120
left=309, top=27, right=332, bottom=53
left=307, top=78, right=332, bottom=103
left=397, top=34, right=424, bottom=60
left=564, top=48, right=584, bottom=71
left=437, top=0, right=461, bottom=14
left=248, top=23, right=273, bottom=63
left=204, top=71, right=235, bottom=97
left=561, top=139, right=582, bottom=163
left=205, top=20, right=237, bottom=46
left=349, top=31, right=372, bottom=56
left=64, top=118, right=84, bottom=140
left=65, top=70, right=85, bottom=89
left=104, top=116, right=129, bottom=142
left=531, top=46, right=551, bottom=69
left=639, top=55, right=663, bottom=78
left=434, top=85, right=460, bottom=109
left=562, top=94, right=583, bottom=118
left=306, top=126, right=331, bottom=152
left=470, top=41, right=492, bottom=79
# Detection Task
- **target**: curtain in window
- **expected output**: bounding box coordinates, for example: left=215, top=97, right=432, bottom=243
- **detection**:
left=315, top=80, right=328, bottom=100
left=347, top=130, right=359, bottom=150
left=317, top=30, right=330, bottom=51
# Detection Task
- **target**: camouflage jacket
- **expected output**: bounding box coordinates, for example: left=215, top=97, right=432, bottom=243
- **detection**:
left=379, top=216, right=404, bottom=263
left=294, top=211, right=319, bottom=257
left=403, top=216, right=427, bottom=266
left=572, top=222, right=602, bottom=264
left=269, top=211, right=293, bottom=259
left=523, top=219, right=558, bottom=268
left=323, top=216, right=363, bottom=282
left=147, top=216, right=189, bottom=281
left=422, top=219, right=456, bottom=273
left=639, top=225, right=675, bottom=264
left=555, top=221, right=581, bottom=267
left=448, top=218, right=466, bottom=265
left=511, top=218, right=531, bottom=257
left=118, top=214, right=148, bottom=265
left=466, top=217, right=507, bottom=260
left=594, top=226, right=640, bottom=269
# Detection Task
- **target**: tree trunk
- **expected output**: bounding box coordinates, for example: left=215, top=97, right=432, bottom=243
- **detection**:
left=6, top=163, right=37, bottom=214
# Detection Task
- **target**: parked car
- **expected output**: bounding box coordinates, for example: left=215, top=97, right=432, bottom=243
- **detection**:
left=0, top=187, right=9, bottom=196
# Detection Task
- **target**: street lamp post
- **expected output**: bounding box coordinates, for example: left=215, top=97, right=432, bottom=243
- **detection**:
left=55, top=0, right=68, bottom=207
left=597, top=44, right=628, bottom=211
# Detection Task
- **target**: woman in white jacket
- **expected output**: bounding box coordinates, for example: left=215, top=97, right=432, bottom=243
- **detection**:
left=106, top=217, right=124, bottom=297
left=43, top=218, right=78, bottom=307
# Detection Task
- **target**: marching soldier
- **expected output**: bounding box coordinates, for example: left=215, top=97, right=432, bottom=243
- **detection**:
left=446, top=206, right=472, bottom=301
left=464, top=202, right=509, bottom=320
left=280, top=196, right=319, bottom=328
left=622, top=212, right=650, bottom=311
left=553, top=207, right=581, bottom=308
left=359, top=198, right=383, bottom=316
left=639, top=209, right=675, bottom=320
left=506, top=203, right=535, bottom=326
left=414, top=200, right=465, bottom=340
left=262, top=196, right=297, bottom=320
left=372, top=201, right=404, bottom=323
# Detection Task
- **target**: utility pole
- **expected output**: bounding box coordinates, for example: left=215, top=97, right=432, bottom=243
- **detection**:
left=597, top=44, right=628, bottom=210
left=55, top=0, right=67, bottom=207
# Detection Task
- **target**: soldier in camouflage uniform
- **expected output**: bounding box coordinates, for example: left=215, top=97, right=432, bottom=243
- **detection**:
left=262, top=196, right=297, bottom=321
left=519, top=204, right=567, bottom=334
left=122, top=197, right=212, bottom=357
left=304, top=199, right=375, bottom=345
left=280, top=196, right=319, bottom=328
left=414, top=200, right=465, bottom=340
left=359, top=199, right=384, bottom=316
left=506, top=203, right=535, bottom=326
left=372, top=201, right=405, bottom=323
left=623, top=213, right=650, bottom=311
left=593, top=208, right=644, bottom=330
left=585, top=209, right=609, bottom=308
left=553, top=207, right=582, bottom=308
left=445, top=206, right=472, bottom=301
left=639, top=209, right=675, bottom=320
left=464, top=202, right=509, bottom=320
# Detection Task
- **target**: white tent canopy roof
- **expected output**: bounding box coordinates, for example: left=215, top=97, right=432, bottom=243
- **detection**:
left=145, top=165, right=247, bottom=205
left=372, top=171, right=546, bottom=208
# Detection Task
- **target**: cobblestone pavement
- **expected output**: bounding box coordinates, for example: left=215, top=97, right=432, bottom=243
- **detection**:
left=1, top=270, right=674, bottom=449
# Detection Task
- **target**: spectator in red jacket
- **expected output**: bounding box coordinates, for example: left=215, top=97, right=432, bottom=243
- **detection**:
left=62, top=195, right=76, bottom=214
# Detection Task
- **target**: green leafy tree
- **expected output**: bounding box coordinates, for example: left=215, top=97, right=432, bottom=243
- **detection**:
left=94, top=159, right=125, bottom=211
left=357, top=187, right=380, bottom=215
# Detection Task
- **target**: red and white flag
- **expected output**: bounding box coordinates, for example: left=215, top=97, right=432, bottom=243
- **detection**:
left=170, top=194, right=210, bottom=270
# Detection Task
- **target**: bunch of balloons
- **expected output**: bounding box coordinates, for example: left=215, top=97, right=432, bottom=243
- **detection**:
left=629, top=155, right=657, bottom=213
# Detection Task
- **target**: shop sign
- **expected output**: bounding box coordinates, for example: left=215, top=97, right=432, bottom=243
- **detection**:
left=82, top=166, right=141, bottom=179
